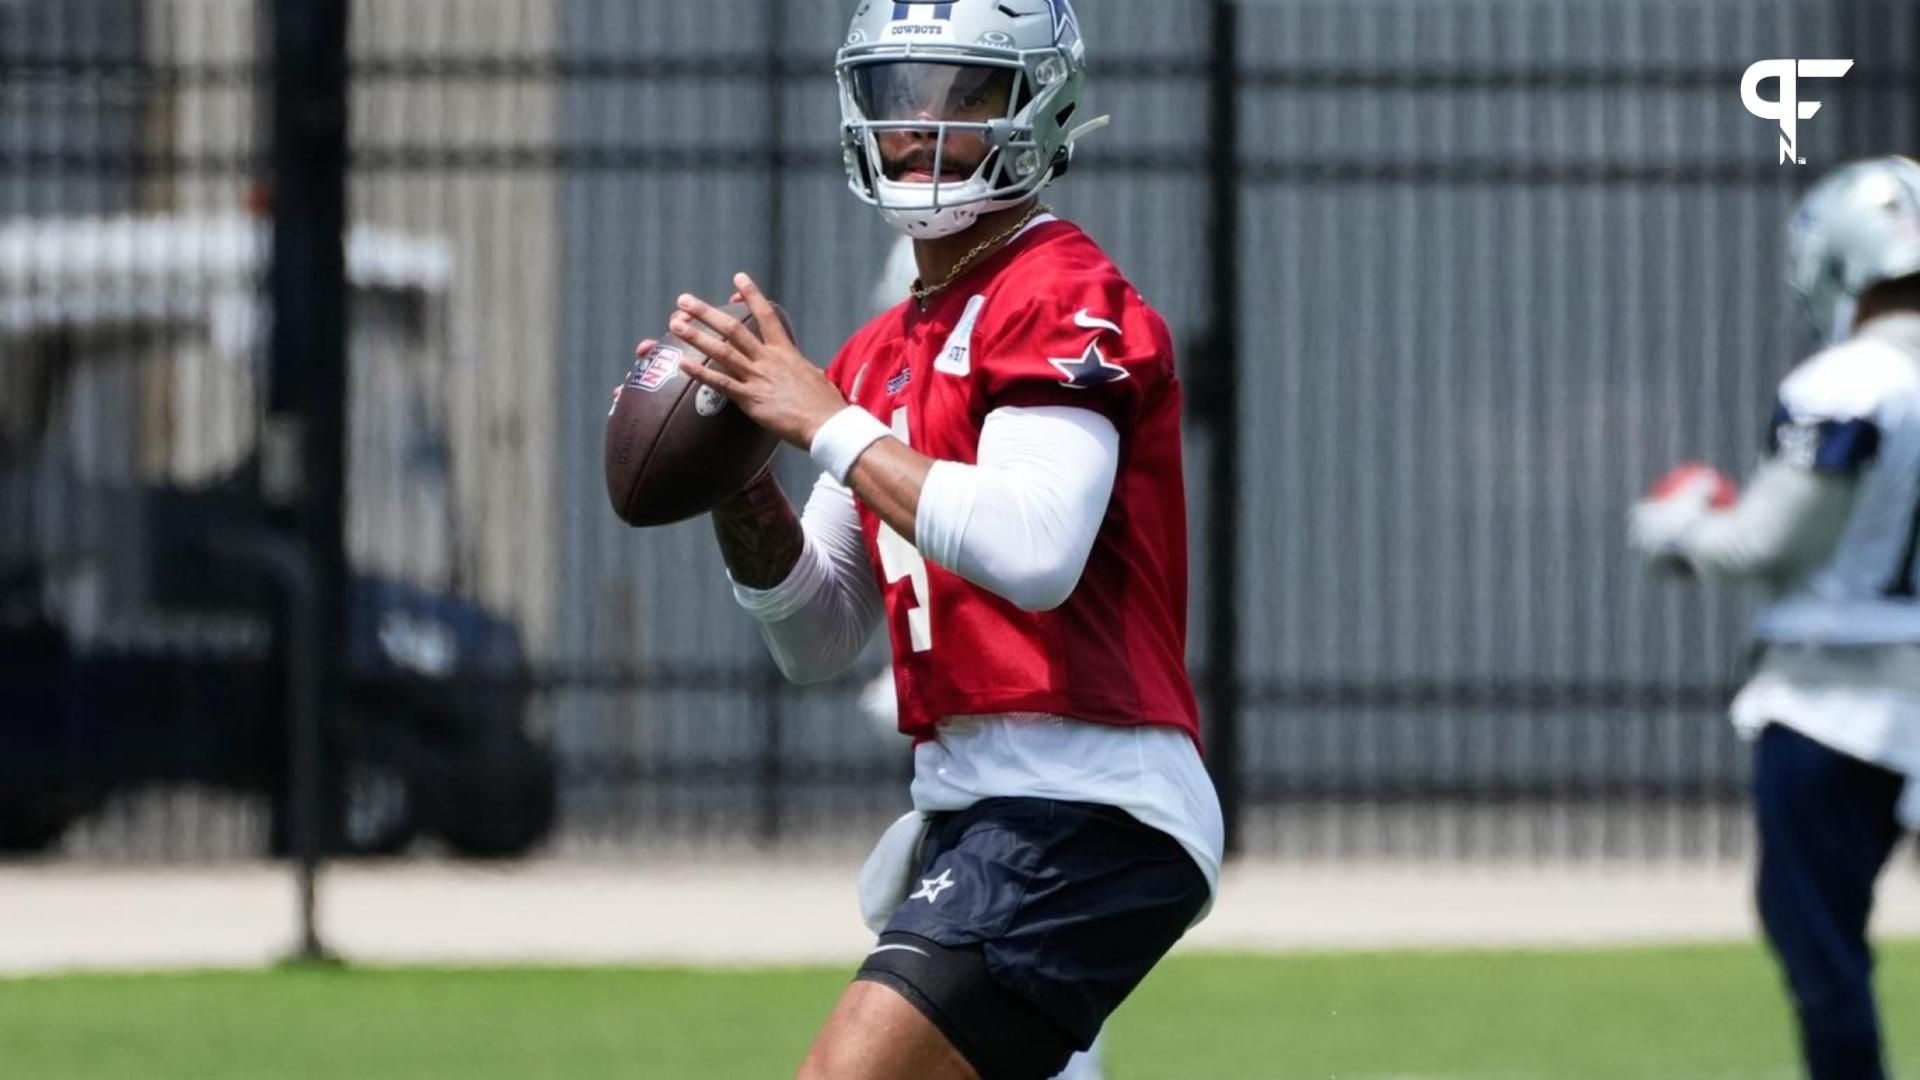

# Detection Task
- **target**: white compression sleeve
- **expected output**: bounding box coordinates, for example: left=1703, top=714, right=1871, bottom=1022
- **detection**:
left=1676, top=459, right=1858, bottom=582
left=731, top=472, right=884, bottom=683
left=914, top=405, right=1120, bottom=612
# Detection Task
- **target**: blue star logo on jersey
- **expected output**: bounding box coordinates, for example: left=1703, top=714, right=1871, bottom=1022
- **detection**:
left=1047, top=309, right=1127, bottom=389
left=1047, top=340, right=1128, bottom=390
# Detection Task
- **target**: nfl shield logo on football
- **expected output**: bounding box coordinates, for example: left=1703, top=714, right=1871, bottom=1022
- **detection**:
left=630, top=345, right=684, bottom=392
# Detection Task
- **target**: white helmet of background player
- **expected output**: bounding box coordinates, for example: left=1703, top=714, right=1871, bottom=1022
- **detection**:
left=1787, top=155, right=1920, bottom=343
left=836, top=0, right=1107, bottom=239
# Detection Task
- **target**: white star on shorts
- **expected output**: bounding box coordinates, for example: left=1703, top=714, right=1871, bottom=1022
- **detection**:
left=909, top=868, right=955, bottom=904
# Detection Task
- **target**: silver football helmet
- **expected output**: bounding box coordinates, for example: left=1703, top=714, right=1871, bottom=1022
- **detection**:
left=1786, top=155, right=1920, bottom=343
left=835, top=0, right=1108, bottom=239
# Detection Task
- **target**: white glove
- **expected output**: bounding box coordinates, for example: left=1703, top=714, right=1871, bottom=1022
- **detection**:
left=1627, top=468, right=1723, bottom=573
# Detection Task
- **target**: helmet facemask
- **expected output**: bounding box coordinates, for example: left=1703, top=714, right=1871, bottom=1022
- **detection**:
left=1786, top=213, right=1853, bottom=345
left=838, top=52, right=1083, bottom=239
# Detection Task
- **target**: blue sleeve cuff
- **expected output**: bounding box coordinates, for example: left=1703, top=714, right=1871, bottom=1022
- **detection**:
left=1768, top=401, right=1881, bottom=475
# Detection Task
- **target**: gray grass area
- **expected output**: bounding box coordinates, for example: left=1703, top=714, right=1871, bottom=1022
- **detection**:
left=7, top=857, right=1920, bottom=975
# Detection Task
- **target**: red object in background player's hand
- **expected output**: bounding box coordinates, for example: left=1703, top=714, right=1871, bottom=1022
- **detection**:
left=604, top=301, right=789, bottom=528
left=1645, top=462, right=1738, bottom=508
left=1629, top=462, right=1737, bottom=580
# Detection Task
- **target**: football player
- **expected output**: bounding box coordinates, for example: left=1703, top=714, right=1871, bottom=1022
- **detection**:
left=857, top=228, right=1112, bottom=1080
left=1629, top=155, right=1920, bottom=1080
left=632, top=1, right=1222, bottom=1076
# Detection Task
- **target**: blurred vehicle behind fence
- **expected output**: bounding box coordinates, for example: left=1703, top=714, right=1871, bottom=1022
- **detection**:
left=0, top=213, right=556, bottom=857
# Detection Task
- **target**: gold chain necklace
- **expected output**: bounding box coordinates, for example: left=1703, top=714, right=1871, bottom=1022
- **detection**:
left=910, top=202, right=1050, bottom=305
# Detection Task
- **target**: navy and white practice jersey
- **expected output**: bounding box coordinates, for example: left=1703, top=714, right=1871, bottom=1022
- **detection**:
left=1754, top=313, right=1920, bottom=644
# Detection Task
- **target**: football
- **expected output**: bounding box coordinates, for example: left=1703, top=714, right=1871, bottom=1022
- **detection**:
left=604, top=301, right=789, bottom=527
left=1646, top=462, right=1738, bottom=508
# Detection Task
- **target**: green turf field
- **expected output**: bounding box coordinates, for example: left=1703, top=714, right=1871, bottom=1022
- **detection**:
left=5, top=942, right=1919, bottom=1079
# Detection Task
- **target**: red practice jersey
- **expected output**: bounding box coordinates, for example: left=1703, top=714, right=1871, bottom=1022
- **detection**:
left=826, top=219, right=1199, bottom=746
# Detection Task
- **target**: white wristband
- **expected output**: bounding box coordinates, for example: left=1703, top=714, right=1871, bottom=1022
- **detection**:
left=810, top=406, right=892, bottom=484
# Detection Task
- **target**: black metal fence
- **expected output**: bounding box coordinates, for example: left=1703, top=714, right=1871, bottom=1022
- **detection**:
left=2, top=0, right=1914, bottom=870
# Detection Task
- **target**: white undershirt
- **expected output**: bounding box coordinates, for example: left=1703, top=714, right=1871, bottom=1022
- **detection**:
left=732, top=404, right=1224, bottom=901
left=910, top=715, right=1223, bottom=910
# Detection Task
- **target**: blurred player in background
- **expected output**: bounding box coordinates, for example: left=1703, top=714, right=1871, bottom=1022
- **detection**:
left=633, top=1, right=1222, bottom=1077
left=1629, top=155, right=1920, bottom=1080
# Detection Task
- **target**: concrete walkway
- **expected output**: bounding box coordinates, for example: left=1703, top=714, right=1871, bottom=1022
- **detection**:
left=5, top=858, right=1920, bottom=975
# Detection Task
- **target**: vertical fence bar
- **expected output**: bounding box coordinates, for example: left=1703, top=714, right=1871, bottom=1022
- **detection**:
left=268, top=0, right=349, bottom=960
left=1204, top=0, right=1244, bottom=855
left=755, top=0, right=790, bottom=848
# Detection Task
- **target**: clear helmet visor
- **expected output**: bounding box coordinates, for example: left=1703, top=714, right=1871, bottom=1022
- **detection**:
left=847, top=62, right=1019, bottom=186
left=848, top=61, right=1017, bottom=125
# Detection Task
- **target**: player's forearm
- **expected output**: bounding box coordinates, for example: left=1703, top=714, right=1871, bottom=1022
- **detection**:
left=1677, top=461, right=1855, bottom=582
left=815, top=404, right=1120, bottom=613
left=710, top=470, right=805, bottom=590
left=845, top=438, right=932, bottom=541
left=743, top=542, right=877, bottom=682
left=729, top=471, right=884, bottom=683
left=808, top=406, right=929, bottom=539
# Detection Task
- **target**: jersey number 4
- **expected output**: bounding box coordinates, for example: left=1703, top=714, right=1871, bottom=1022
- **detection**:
left=875, top=407, right=933, bottom=651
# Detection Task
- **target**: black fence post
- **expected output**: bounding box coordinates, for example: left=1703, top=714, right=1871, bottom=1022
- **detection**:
left=267, top=0, right=349, bottom=961
left=1203, top=0, right=1244, bottom=856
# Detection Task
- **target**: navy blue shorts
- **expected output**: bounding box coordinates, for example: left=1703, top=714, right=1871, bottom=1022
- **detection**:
left=857, top=797, right=1208, bottom=1075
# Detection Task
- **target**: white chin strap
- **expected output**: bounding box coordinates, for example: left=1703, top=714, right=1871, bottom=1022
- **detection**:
left=882, top=202, right=983, bottom=240
left=1064, top=114, right=1110, bottom=143
left=868, top=116, right=1110, bottom=239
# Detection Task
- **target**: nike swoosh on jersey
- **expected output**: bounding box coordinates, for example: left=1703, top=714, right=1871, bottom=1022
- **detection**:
left=1072, top=308, right=1122, bottom=336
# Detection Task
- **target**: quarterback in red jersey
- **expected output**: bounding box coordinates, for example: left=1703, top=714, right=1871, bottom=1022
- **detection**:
left=637, top=2, right=1222, bottom=1077
left=828, top=217, right=1199, bottom=744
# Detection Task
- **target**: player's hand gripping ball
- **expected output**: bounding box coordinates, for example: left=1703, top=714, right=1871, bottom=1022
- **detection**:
left=604, top=300, right=790, bottom=527
left=668, top=274, right=850, bottom=453
left=1627, top=462, right=1738, bottom=574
